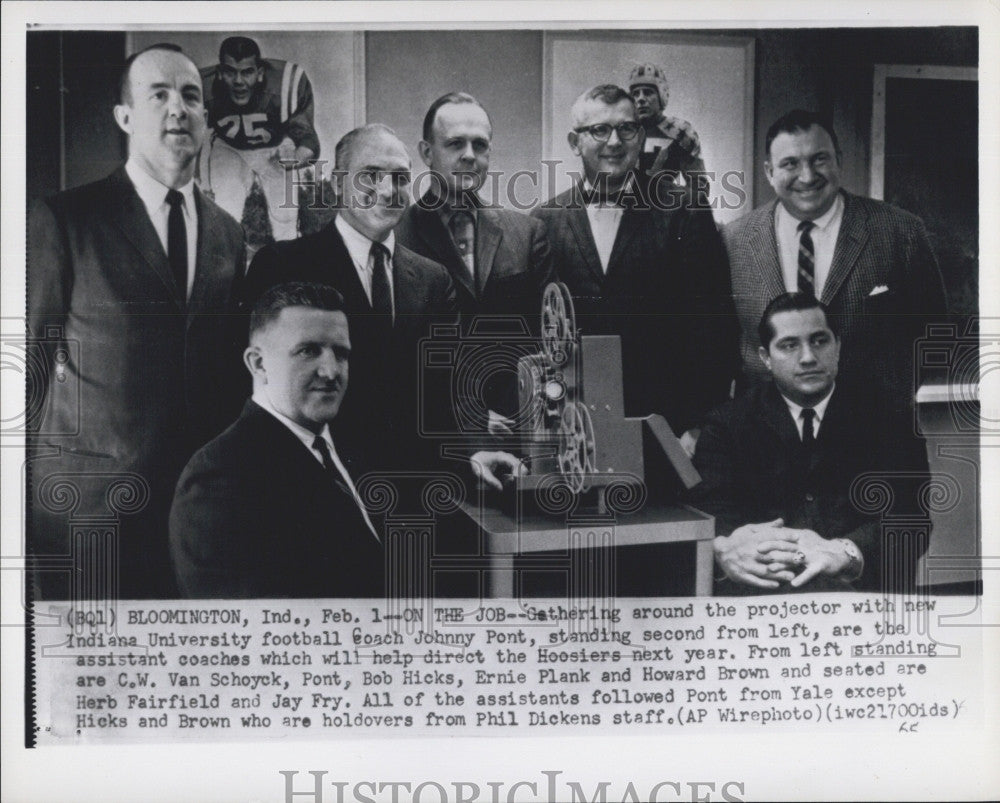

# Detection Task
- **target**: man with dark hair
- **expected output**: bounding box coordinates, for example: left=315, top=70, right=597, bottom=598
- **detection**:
left=627, top=62, right=706, bottom=187
left=28, top=44, right=245, bottom=599
left=170, top=282, right=385, bottom=598
left=532, top=84, right=737, bottom=454
left=396, top=91, right=554, bottom=430
left=689, top=293, right=930, bottom=593
left=724, top=109, right=947, bottom=413
left=200, top=35, right=319, bottom=242
left=244, top=124, right=458, bottom=477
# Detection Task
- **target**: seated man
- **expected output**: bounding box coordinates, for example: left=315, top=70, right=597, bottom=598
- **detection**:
left=689, top=292, right=930, bottom=593
left=170, top=282, right=384, bottom=598
left=170, top=281, right=522, bottom=598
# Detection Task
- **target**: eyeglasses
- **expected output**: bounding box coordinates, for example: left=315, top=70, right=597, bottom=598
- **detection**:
left=573, top=122, right=642, bottom=142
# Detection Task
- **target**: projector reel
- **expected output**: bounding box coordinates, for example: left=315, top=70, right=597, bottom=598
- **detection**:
left=542, top=282, right=577, bottom=367
left=558, top=400, right=596, bottom=494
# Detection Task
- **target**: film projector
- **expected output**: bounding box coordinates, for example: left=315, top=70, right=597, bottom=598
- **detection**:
left=461, top=282, right=716, bottom=597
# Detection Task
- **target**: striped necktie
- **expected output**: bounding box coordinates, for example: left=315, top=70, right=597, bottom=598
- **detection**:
left=797, top=220, right=816, bottom=296
left=448, top=210, right=476, bottom=277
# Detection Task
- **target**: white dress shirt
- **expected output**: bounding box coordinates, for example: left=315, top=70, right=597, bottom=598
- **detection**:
left=780, top=384, right=835, bottom=441
left=125, top=158, right=198, bottom=299
left=582, top=180, right=625, bottom=273
left=335, top=215, right=395, bottom=315
left=775, top=192, right=844, bottom=298
left=252, top=392, right=379, bottom=541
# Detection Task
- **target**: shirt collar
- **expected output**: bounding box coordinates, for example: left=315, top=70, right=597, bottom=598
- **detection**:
left=335, top=214, right=395, bottom=266
left=252, top=393, right=380, bottom=541
left=252, top=391, right=334, bottom=455
left=780, top=383, right=836, bottom=427
left=582, top=174, right=636, bottom=205
left=776, top=191, right=844, bottom=235
left=125, top=158, right=196, bottom=213
left=436, top=201, right=478, bottom=227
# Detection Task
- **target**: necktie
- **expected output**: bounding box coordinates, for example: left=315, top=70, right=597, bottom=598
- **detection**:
left=165, top=189, right=188, bottom=301
left=312, top=435, right=379, bottom=541
left=312, top=435, right=336, bottom=472
left=312, top=436, right=353, bottom=495
left=797, top=220, right=816, bottom=296
left=369, top=242, right=393, bottom=324
left=448, top=210, right=476, bottom=276
left=801, top=407, right=816, bottom=448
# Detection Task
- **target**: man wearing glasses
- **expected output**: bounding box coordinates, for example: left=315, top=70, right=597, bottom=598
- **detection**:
left=533, top=84, right=738, bottom=454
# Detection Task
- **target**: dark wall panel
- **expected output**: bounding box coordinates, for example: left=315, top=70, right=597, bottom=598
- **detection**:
left=26, top=30, right=126, bottom=199
left=365, top=30, right=543, bottom=204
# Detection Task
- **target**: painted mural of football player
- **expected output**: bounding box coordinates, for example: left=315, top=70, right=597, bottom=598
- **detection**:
left=200, top=36, right=320, bottom=244
left=628, top=62, right=706, bottom=188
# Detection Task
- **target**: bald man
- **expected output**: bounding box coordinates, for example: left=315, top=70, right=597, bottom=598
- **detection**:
left=244, top=123, right=458, bottom=476
left=27, top=44, right=246, bottom=599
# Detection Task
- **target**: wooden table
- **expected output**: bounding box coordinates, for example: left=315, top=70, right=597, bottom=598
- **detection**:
left=459, top=500, right=715, bottom=597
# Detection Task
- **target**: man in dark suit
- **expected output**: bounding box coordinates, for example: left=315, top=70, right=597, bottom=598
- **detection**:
left=27, top=44, right=245, bottom=600
left=532, top=84, right=737, bottom=452
left=244, top=124, right=457, bottom=475
left=170, top=282, right=383, bottom=598
left=396, top=92, right=555, bottom=429
left=689, top=293, right=930, bottom=593
left=724, top=109, right=947, bottom=413
left=396, top=92, right=553, bottom=323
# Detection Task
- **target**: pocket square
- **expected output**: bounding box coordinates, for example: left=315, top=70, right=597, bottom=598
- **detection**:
left=869, top=285, right=889, bottom=296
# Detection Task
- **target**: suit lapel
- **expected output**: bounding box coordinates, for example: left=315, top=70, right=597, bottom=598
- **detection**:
left=565, top=184, right=604, bottom=282
left=749, top=202, right=787, bottom=302
left=811, top=386, right=847, bottom=473
left=411, top=200, right=476, bottom=301
left=821, top=192, right=869, bottom=305
left=606, top=207, right=640, bottom=278
left=392, top=248, right=421, bottom=332
left=325, top=225, right=374, bottom=311
left=247, top=401, right=328, bottom=480
left=107, top=168, right=184, bottom=307
left=186, top=188, right=232, bottom=325
left=475, top=209, right=503, bottom=295
left=762, top=383, right=802, bottom=455
left=246, top=400, right=379, bottom=542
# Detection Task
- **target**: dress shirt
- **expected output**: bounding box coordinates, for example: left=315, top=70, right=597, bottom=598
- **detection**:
left=125, top=158, right=198, bottom=298
left=335, top=215, right=395, bottom=314
left=582, top=180, right=625, bottom=273
left=775, top=192, right=844, bottom=298
left=780, top=385, right=835, bottom=441
left=251, top=392, right=379, bottom=540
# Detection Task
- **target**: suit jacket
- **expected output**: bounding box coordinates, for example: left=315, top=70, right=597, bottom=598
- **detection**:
left=723, top=191, right=947, bottom=412
left=689, top=383, right=931, bottom=591
left=27, top=166, right=246, bottom=599
left=396, top=194, right=555, bottom=420
left=244, top=223, right=458, bottom=475
left=532, top=181, right=739, bottom=434
left=395, top=194, right=554, bottom=323
left=170, top=400, right=384, bottom=598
